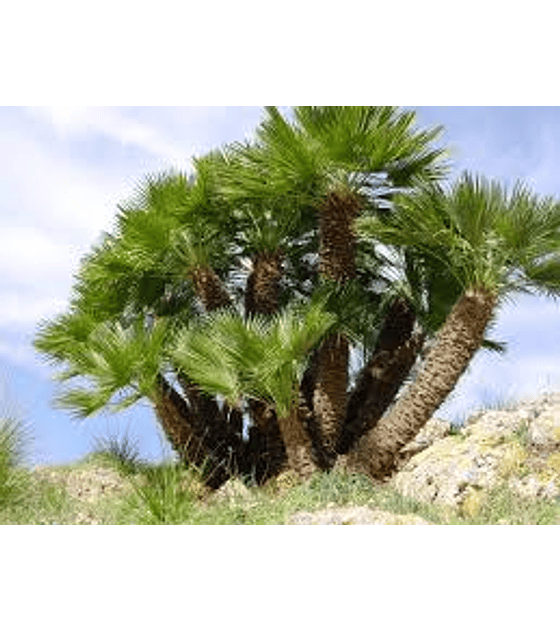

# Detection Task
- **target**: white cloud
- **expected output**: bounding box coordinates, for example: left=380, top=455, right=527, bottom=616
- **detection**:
left=0, top=226, right=87, bottom=289
left=0, top=108, right=261, bottom=338
left=0, top=226, right=90, bottom=332
left=524, top=128, right=560, bottom=198
left=26, top=106, right=194, bottom=173
left=438, top=342, right=560, bottom=423
left=0, top=293, right=68, bottom=328
left=418, top=108, right=560, bottom=203
left=23, top=106, right=267, bottom=178
left=498, top=293, right=560, bottom=322
left=0, top=339, right=41, bottom=372
left=1, top=125, right=118, bottom=241
left=0, top=107, right=264, bottom=386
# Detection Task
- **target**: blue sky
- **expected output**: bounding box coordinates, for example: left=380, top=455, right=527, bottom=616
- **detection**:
left=2, top=106, right=560, bottom=467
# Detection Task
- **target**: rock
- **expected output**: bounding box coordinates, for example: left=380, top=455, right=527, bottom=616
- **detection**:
left=527, top=408, right=560, bottom=451
left=262, top=469, right=303, bottom=496
left=213, top=478, right=253, bottom=504
left=287, top=505, right=432, bottom=525
left=390, top=393, right=560, bottom=517
left=397, top=417, right=452, bottom=465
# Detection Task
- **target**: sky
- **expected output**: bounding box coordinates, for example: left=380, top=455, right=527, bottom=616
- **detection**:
left=2, top=105, right=560, bottom=468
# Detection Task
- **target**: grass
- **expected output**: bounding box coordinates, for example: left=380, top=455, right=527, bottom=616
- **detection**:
left=90, top=426, right=143, bottom=476
left=0, top=415, right=33, bottom=511
left=1, top=407, right=560, bottom=525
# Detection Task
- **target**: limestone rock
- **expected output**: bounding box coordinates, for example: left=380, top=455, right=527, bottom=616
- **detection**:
left=33, top=465, right=133, bottom=502
left=398, top=417, right=451, bottom=464
left=527, top=408, right=560, bottom=451
left=287, top=504, right=432, bottom=525
left=390, top=393, right=560, bottom=517
left=213, top=478, right=253, bottom=504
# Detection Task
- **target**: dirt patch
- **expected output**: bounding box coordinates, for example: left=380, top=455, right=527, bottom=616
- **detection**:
left=27, top=462, right=142, bottom=523
left=33, top=464, right=135, bottom=503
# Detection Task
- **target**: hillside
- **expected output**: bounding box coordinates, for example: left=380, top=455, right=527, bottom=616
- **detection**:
left=2, top=391, right=560, bottom=524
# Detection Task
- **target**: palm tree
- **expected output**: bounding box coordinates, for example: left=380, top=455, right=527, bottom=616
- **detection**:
left=218, top=106, right=449, bottom=466
left=210, top=149, right=320, bottom=480
left=34, top=107, right=463, bottom=490
left=344, top=172, right=560, bottom=480
left=35, top=148, right=326, bottom=484
left=171, top=299, right=336, bottom=479
left=34, top=164, right=246, bottom=486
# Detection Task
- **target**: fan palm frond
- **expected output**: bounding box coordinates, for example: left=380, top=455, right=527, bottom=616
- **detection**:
left=38, top=315, right=171, bottom=418
left=172, top=299, right=336, bottom=417
left=356, top=172, right=560, bottom=296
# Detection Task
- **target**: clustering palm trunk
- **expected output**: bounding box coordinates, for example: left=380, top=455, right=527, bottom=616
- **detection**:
left=336, top=297, right=421, bottom=454
left=312, top=333, right=349, bottom=464
left=153, top=375, right=230, bottom=488
left=276, top=404, right=318, bottom=480
left=178, top=375, right=244, bottom=476
left=153, top=263, right=238, bottom=485
left=298, top=348, right=331, bottom=470
left=344, top=286, right=497, bottom=480
left=189, top=264, right=233, bottom=312
left=313, top=190, right=361, bottom=464
left=245, top=399, right=287, bottom=483
left=318, top=190, right=360, bottom=282
left=245, top=250, right=283, bottom=316
left=244, top=250, right=291, bottom=482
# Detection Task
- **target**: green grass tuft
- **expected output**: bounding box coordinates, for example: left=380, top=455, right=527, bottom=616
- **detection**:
left=0, top=415, right=33, bottom=511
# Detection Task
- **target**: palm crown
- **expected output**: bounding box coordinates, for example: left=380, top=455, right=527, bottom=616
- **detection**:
left=356, top=172, right=560, bottom=297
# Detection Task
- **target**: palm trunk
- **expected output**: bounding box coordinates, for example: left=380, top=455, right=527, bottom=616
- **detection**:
left=312, top=332, right=349, bottom=464
left=177, top=374, right=243, bottom=477
left=176, top=262, right=239, bottom=482
left=245, top=250, right=283, bottom=316
left=297, top=348, right=331, bottom=470
left=337, top=297, right=420, bottom=454
left=153, top=375, right=229, bottom=488
left=337, top=331, right=425, bottom=455
left=149, top=263, right=235, bottom=488
left=245, top=250, right=291, bottom=481
left=276, top=405, right=319, bottom=480
left=343, top=286, right=497, bottom=480
left=154, top=375, right=202, bottom=463
left=318, top=190, right=359, bottom=283
left=189, top=264, right=232, bottom=311
left=245, top=399, right=287, bottom=483
left=313, top=189, right=361, bottom=464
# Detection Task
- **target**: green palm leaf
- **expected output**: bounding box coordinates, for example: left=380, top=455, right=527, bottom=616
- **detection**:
left=37, top=315, right=171, bottom=418
left=172, top=299, right=336, bottom=417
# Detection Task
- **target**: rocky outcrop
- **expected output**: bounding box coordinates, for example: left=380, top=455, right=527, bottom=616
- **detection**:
left=208, top=394, right=560, bottom=523
left=390, top=392, right=560, bottom=518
